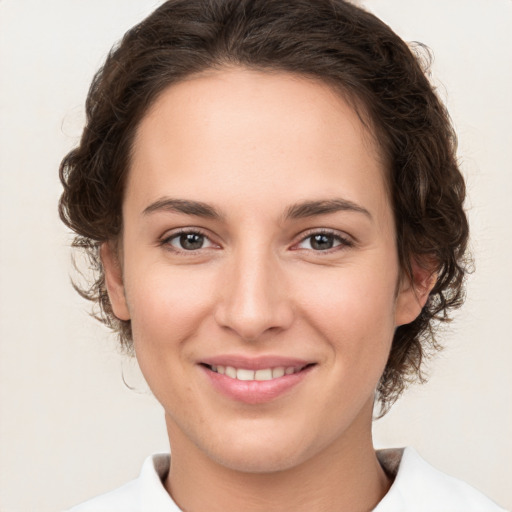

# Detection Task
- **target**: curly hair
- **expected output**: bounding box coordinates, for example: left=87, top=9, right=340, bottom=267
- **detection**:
left=59, top=0, right=470, bottom=415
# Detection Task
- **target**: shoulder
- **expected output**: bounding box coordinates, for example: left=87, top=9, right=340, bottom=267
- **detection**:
left=375, top=447, right=507, bottom=512
left=65, top=454, right=180, bottom=512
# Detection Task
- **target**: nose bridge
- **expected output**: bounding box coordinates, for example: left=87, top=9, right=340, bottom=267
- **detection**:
left=215, top=239, right=292, bottom=341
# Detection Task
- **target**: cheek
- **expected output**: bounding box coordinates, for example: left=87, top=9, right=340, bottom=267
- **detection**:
left=296, top=264, right=398, bottom=364
left=125, top=264, right=217, bottom=349
left=125, top=265, right=218, bottom=410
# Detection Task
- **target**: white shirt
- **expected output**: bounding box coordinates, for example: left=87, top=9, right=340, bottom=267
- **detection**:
left=66, top=448, right=507, bottom=511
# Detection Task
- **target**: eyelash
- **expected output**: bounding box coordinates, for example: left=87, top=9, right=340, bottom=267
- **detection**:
left=160, top=228, right=215, bottom=254
left=292, top=229, right=354, bottom=253
left=159, top=228, right=354, bottom=254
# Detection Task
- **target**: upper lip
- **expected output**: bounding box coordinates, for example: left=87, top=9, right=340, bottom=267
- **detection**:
left=200, top=355, right=314, bottom=370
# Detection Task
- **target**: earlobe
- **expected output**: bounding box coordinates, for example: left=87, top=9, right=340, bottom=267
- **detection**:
left=394, top=259, right=437, bottom=327
left=100, top=242, right=131, bottom=321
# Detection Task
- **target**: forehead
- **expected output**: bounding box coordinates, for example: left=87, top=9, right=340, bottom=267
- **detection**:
left=127, top=67, right=390, bottom=224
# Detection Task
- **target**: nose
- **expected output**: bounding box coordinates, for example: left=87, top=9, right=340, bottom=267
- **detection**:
left=213, top=246, right=294, bottom=342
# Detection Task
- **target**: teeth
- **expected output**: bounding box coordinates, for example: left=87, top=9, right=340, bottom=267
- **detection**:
left=237, top=368, right=255, bottom=381
left=255, top=369, right=272, bottom=381
left=212, top=365, right=302, bottom=381
left=225, top=366, right=237, bottom=379
left=272, top=367, right=285, bottom=378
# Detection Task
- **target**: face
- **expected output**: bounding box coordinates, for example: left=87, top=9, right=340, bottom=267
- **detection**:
left=104, top=67, right=423, bottom=473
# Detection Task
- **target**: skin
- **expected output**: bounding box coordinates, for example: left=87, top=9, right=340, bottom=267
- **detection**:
left=102, top=67, right=431, bottom=512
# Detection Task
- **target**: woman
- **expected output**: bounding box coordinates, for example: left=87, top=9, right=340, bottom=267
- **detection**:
left=59, top=0, right=506, bottom=510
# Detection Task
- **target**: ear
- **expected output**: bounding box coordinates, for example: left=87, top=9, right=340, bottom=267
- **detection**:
left=100, top=242, right=131, bottom=321
left=395, top=258, right=436, bottom=327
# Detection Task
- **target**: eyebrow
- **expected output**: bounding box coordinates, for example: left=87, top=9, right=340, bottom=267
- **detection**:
left=142, top=198, right=223, bottom=220
left=283, top=198, right=371, bottom=220
left=142, top=197, right=371, bottom=221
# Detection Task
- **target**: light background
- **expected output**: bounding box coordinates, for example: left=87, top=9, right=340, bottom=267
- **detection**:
left=0, top=1, right=510, bottom=511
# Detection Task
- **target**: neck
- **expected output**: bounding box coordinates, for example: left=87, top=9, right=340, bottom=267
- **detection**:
left=164, top=404, right=391, bottom=512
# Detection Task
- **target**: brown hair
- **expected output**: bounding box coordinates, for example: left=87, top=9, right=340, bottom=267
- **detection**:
left=59, top=0, right=470, bottom=414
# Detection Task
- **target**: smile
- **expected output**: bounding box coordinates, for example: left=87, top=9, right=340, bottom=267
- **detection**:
left=200, top=359, right=316, bottom=404
left=208, top=365, right=306, bottom=381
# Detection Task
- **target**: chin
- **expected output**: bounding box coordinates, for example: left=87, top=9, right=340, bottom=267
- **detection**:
left=201, top=425, right=321, bottom=474
left=210, top=445, right=306, bottom=474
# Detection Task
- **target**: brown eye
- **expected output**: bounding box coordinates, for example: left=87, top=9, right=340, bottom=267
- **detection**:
left=310, top=234, right=335, bottom=250
left=296, top=231, right=353, bottom=252
left=179, top=233, right=204, bottom=250
left=166, top=231, right=215, bottom=251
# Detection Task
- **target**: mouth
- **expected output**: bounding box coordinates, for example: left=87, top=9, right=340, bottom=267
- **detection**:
left=201, top=363, right=313, bottom=381
left=199, top=359, right=316, bottom=404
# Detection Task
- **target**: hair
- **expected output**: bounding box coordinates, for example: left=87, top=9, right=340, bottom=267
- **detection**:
left=59, top=0, right=470, bottom=415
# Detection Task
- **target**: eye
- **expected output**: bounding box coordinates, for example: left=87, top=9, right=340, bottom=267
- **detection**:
left=164, top=230, right=216, bottom=251
left=295, top=231, right=352, bottom=251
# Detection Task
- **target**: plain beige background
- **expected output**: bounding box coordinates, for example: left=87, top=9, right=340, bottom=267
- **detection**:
left=0, top=1, right=511, bottom=511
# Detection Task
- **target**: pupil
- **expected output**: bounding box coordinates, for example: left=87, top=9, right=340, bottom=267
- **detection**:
left=311, top=234, right=333, bottom=250
left=180, top=233, right=203, bottom=250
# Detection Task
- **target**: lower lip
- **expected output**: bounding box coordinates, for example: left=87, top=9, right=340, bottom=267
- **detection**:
left=200, top=365, right=314, bottom=404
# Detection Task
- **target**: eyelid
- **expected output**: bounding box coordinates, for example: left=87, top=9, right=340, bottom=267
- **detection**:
left=291, top=228, right=354, bottom=251
left=159, top=227, right=220, bottom=253
left=158, top=226, right=354, bottom=254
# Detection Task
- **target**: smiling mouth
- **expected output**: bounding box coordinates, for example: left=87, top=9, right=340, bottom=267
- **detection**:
left=202, top=363, right=314, bottom=382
